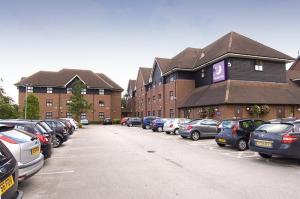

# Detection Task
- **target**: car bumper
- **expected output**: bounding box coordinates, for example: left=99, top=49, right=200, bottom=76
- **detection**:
left=249, top=142, right=300, bottom=159
left=179, top=130, right=191, bottom=138
left=215, top=134, right=238, bottom=146
left=163, top=127, right=175, bottom=132
left=41, top=143, right=52, bottom=159
left=18, top=154, right=44, bottom=182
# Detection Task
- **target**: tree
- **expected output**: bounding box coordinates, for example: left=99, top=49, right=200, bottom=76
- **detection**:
left=67, top=80, right=92, bottom=122
left=0, top=82, right=19, bottom=119
left=23, top=94, right=40, bottom=119
left=121, top=96, right=127, bottom=109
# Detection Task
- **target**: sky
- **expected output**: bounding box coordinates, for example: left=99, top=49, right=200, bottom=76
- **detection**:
left=0, top=0, right=299, bottom=103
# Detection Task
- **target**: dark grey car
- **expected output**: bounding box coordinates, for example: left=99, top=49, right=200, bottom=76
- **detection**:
left=179, top=119, right=219, bottom=141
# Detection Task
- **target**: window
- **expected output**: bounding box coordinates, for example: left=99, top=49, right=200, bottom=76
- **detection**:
left=158, top=94, right=162, bottom=102
left=46, top=99, right=53, bottom=107
left=27, top=86, right=33, bottom=93
left=99, top=112, right=105, bottom=119
left=99, top=101, right=105, bottom=107
left=67, top=88, right=72, bottom=94
left=81, top=88, right=87, bottom=95
left=255, top=60, right=263, bottom=71
left=152, top=110, right=156, bottom=116
left=170, top=109, right=174, bottom=118
left=66, top=100, right=72, bottom=105
left=158, top=110, right=162, bottom=117
left=153, top=96, right=156, bottom=103
left=148, top=111, right=151, bottom=116
left=66, top=112, right=72, bottom=118
left=170, top=74, right=175, bottom=82
left=46, top=112, right=53, bottom=119
left=201, top=69, right=205, bottom=78
left=47, top=87, right=53, bottom=94
left=80, top=113, right=87, bottom=119
left=170, top=91, right=174, bottom=100
left=99, top=89, right=104, bottom=95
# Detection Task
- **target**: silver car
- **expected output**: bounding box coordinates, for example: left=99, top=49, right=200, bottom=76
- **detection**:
left=164, top=118, right=192, bottom=135
left=0, top=125, right=44, bottom=182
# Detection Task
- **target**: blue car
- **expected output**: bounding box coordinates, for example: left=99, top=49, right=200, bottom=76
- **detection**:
left=249, top=121, right=300, bottom=159
left=142, top=117, right=158, bottom=129
left=151, top=118, right=168, bottom=132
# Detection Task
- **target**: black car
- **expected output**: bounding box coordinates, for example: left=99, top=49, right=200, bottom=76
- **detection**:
left=0, top=140, right=23, bottom=199
left=0, top=120, right=53, bottom=159
left=103, top=118, right=113, bottom=125
left=127, top=117, right=142, bottom=127
left=249, top=121, right=300, bottom=159
left=215, top=119, right=265, bottom=151
left=45, top=120, right=69, bottom=148
left=59, top=119, right=74, bottom=135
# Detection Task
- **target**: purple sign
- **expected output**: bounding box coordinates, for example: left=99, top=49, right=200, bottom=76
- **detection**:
left=213, top=61, right=226, bottom=83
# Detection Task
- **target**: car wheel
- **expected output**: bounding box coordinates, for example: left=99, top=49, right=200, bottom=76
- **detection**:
left=259, top=153, right=272, bottom=159
left=166, top=132, right=171, bottom=135
left=129, top=123, right=133, bottom=127
left=174, top=129, right=179, bottom=135
left=191, top=131, right=200, bottom=141
left=158, top=127, right=163, bottom=132
left=146, top=125, right=150, bottom=129
left=152, top=129, right=155, bottom=132
left=237, top=139, right=248, bottom=151
left=53, top=136, right=63, bottom=148
left=217, top=143, right=226, bottom=147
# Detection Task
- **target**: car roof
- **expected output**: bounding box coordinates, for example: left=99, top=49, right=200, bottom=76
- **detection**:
left=0, top=120, right=37, bottom=125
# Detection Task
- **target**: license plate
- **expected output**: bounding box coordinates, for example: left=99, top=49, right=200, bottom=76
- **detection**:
left=255, top=140, right=273, bottom=148
left=0, top=175, right=15, bottom=196
left=31, top=146, right=40, bottom=155
left=218, top=138, right=226, bottom=143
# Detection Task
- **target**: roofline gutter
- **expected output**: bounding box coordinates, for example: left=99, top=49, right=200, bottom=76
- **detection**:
left=162, top=53, right=295, bottom=77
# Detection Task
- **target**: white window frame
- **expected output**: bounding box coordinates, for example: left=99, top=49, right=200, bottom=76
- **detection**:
left=255, top=60, right=263, bottom=71
left=99, top=89, right=105, bottom=95
left=47, top=87, right=53, bottom=94
left=170, top=91, right=174, bottom=100
left=99, top=101, right=105, bottom=107
left=46, top=112, right=53, bottom=119
left=80, top=113, right=87, bottom=119
left=66, top=112, right=72, bottom=118
left=66, top=100, right=72, bottom=105
left=67, top=88, right=72, bottom=94
left=81, top=88, right=87, bottom=95
left=27, top=86, right=33, bottom=93
left=46, top=99, right=53, bottom=107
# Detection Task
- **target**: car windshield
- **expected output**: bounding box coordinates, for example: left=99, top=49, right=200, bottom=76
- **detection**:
left=0, top=144, right=8, bottom=163
left=256, top=124, right=292, bottom=133
left=40, top=122, right=52, bottom=132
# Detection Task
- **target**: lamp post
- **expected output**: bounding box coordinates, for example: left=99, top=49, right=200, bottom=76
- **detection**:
left=24, top=84, right=30, bottom=120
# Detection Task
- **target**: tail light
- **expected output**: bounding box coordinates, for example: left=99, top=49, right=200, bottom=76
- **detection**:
left=186, top=125, right=193, bottom=131
left=232, top=124, right=239, bottom=136
left=36, top=133, right=49, bottom=144
left=282, top=134, right=298, bottom=144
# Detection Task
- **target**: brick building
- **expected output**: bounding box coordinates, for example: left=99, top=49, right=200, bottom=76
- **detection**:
left=16, top=69, right=123, bottom=121
left=122, top=80, right=136, bottom=117
left=128, top=32, right=300, bottom=120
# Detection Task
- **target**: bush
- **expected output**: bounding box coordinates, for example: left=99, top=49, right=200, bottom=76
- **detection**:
left=78, top=123, right=83, bottom=128
left=113, top=119, right=120, bottom=124
left=89, top=121, right=101, bottom=125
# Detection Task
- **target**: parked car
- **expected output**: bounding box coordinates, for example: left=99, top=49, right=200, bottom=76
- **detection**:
left=164, top=118, right=192, bottom=135
left=179, top=119, right=219, bottom=141
left=0, top=124, right=44, bottom=182
left=215, top=119, right=265, bottom=151
left=0, top=120, right=53, bottom=159
left=80, top=118, right=89, bottom=125
left=45, top=120, right=69, bottom=148
left=59, top=119, right=75, bottom=135
left=121, top=117, right=129, bottom=126
left=60, top=118, right=78, bottom=129
left=142, top=117, right=158, bottom=129
left=0, top=140, right=23, bottom=199
left=103, top=118, right=113, bottom=125
left=151, top=118, right=169, bottom=132
left=249, top=121, right=300, bottom=159
left=126, top=117, right=142, bottom=127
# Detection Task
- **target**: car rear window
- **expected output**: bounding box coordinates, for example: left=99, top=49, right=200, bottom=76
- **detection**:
left=40, top=122, right=52, bottom=132
left=220, top=121, right=237, bottom=128
left=256, top=124, right=292, bottom=133
left=36, top=124, right=48, bottom=134
left=189, top=120, right=202, bottom=125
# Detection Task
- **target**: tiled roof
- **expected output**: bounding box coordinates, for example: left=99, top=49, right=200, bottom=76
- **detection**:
left=16, top=69, right=123, bottom=91
left=179, top=80, right=300, bottom=108
left=289, top=57, right=300, bottom=70
left=127, top=80, right=136, bottom=91
left=139, top=67, right=152, bottom=85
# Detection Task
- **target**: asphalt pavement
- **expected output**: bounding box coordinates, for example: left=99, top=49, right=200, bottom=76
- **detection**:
left=20, top=125, right=300, bottom=199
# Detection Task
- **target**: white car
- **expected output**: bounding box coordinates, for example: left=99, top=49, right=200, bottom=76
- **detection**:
left=163, top=118, right=192, bottom=135
left=60, top=118, right=78, bottom=129
left=0, top=125, right=44, bottom=182
left=80, top=118, right=89, bottom=125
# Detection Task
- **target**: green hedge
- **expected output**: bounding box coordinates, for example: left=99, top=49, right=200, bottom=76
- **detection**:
left=113, top=119, right=120, bottom=124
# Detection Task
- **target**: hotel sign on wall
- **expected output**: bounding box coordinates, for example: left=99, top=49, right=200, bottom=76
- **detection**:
left=213, top=60, right=226, bottom=83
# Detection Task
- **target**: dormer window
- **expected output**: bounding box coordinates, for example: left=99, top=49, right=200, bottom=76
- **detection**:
left=67, top=88, right=72, bottom=94
left=27, top=86, right=33, bottom=93
left=81, top=88, right=87, bottom=95
left=47, top=87, right=53, bottom=94
left=255, top=60, right=263, bottom=71
left=201, top=69, right=205, bottom=78
left=99, top=89, right=104, bottom=95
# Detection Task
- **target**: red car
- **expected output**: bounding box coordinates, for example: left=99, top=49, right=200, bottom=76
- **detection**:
left=121, top=117, right=129, bottom=126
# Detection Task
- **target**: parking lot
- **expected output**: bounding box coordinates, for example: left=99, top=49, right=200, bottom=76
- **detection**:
left=20, top=125, right=300, bottom=199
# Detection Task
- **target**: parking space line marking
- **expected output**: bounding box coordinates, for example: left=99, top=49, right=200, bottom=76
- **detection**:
left=37, top=170, right=75, bottom=176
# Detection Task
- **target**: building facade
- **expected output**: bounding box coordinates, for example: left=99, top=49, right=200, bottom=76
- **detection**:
left=16, top=69, right=123, bottom=121
left=129, top=32, right=300, bottom=120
